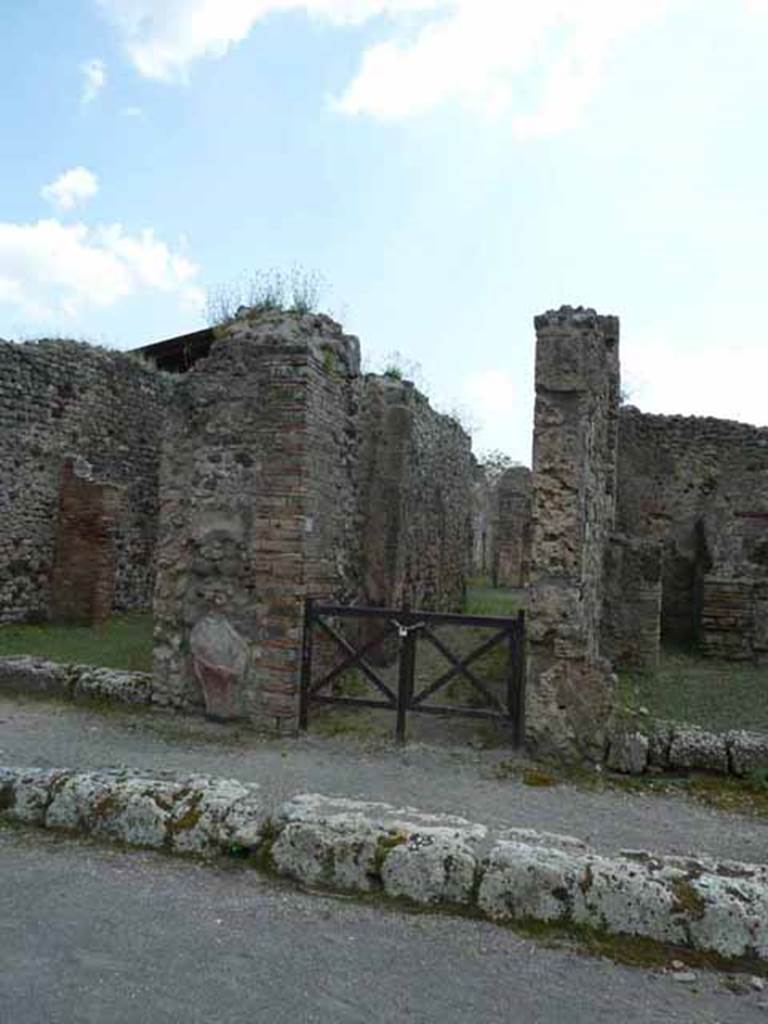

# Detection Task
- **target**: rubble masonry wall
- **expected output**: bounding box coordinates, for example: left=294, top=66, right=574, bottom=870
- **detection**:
left=0, top=339, right=170, bottom=624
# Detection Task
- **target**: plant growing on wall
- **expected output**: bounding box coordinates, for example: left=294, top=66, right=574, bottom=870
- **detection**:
left=204, top=266, right=328, bottom=325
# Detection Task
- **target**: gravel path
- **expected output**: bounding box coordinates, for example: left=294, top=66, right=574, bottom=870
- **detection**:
left=1, top=693, right=767, bottom=863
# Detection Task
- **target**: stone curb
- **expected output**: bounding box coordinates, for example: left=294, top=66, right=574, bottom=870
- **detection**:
left=608, top=719, right=768, bottom=778
left=0, top=657, right=154, bottom=707
left=2, top=765, right=768, bottom=963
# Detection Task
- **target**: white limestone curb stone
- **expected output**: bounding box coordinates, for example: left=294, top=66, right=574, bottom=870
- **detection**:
left=0, top=766, right=263, bottom=855
left=2, top=767, right=768, bottom=963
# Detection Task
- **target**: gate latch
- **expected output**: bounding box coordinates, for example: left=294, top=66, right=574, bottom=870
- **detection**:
left=391, top=620, right=425, bottom=640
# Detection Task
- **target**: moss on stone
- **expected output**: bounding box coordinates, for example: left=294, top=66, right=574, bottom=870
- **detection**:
left=521, top=768, right=558, bottom=787
left=671, top=878, right=707, bottom=920
left=373, top=829, right=408, bottom=873
left=169, top=792, right=204, bottom=833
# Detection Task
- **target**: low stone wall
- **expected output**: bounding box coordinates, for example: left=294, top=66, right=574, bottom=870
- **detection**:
left=0, top=657, right=153, bottom=706
left=2, top=767, right=768, bottom=963
left=607, top=719, right=768, bottom=777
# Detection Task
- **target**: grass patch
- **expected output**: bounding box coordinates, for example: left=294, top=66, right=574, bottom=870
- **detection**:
left=0, top=612, right=153, bottom=672
left=463, top=583, right=523, bottom=618
left=491, top=757, right=768, bottom=820
left=520, top=767, right=558, bottom=787
left=621, top=648, right=768, bottom=733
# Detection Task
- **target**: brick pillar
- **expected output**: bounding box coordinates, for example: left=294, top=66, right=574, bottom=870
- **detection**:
left=152, top=311, right=360, bottom=725
left=50, top=456, right=122, bottom=625
left=526, top=307, right=620, bottom=762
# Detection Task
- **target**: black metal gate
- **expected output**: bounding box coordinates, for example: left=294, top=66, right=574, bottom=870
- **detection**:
left=299, top=599, right=526, bottom=745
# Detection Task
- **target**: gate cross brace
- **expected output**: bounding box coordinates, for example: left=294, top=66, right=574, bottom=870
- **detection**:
left=313, top=616, right=396, bottom=704
left=411, top=626, right=511, bottom=710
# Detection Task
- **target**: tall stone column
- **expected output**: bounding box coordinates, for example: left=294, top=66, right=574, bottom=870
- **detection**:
left=526, top=307, right=620, bottom=761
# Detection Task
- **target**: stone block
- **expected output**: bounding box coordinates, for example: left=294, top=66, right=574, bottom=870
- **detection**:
left=727, top=730, right=768, bottom=776
left=606, top=730, right=649, bottom=775
left=669, top=726, right=729, bottom=773
left=380, top=830, right=479, bottom=906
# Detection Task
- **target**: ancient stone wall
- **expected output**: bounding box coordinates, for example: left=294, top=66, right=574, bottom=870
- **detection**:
left=492, top=466, right=532, bottom=588
left=0, top=339, right=171, bottom=624
left=152, top=312, right=361, bottom=724
left=358, top=376, right=472, bottom=613
left=470, top=466, right=495, bottom=578
left=617, top=407, right=768, bottom=658
left=527, top=307, right=620, bottom=760
left=601, top=534, right=662, bottom=673
left=50, top=456, right=123, bottom=625
left=152, top=315, right=474, bottom=725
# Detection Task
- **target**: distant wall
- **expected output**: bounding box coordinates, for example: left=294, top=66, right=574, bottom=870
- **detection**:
left=358, top=376, right=472, bottom=613
left=601, top=534, right=662, bottom=673
left=492, top=466, right=532, bottom=588
left=471, top=468, right=495, bottom=578
left=617, top=407, right=768, bottom=658
left=0, top=339, right=170, bottom=624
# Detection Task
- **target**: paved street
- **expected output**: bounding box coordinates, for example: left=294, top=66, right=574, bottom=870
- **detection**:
left=1, top=826, right=765, bottom=1024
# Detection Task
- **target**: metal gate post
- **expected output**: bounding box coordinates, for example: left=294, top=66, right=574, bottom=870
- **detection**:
left=511, top=609, right=526, bottom=748
left=298, top=597, right=314, bottom=731
left=396, top=620, right=416, bottom=744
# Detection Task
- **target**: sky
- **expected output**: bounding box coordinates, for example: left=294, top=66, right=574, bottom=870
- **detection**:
left=2, top=0, right=768, bottom=464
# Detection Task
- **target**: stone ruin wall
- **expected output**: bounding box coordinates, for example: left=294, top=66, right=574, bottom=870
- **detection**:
left=492, top=466, right=532, bottom=588
left=617, top=407, right=768, bottom=661
left=526, top=309, right=768, bottom=765
left=471, top=466, right=495, bottom=578
left=0, top=339, right=171, bottom=624
left=152, top=313, right=473, bottom=726
left=152, top=314, right=361, bottom=723
left=470, top=465, right=532, bottom=588
left=526, top=307, right=621, bottom=760
left=50, top=456, right=124, bottom=625
left=359, top=376, right=472, bottom=613
left=600, top=533, right=662, bottom=674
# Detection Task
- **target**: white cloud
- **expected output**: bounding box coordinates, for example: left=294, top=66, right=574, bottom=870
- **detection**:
left=95, top=0, right=768, bottom=135
left=95, top=0, right=441, bottom=82
left=41, top=167, right=100, bottom=212
left=80, top=57, right=107, bottom=103
left=622, top=326, right=768, bottom=429
left=0, top=219, right=201, bottom=321
left=461, top=366, right=532, bottom=463
left=464, top=367, right=516, bottom=415
left=336, top=0, right=675, bottom=131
